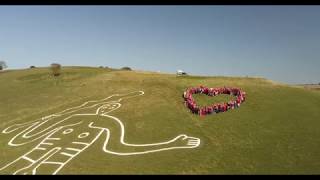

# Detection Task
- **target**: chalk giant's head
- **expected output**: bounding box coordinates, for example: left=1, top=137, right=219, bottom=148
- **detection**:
left=96, top=103, right=121, bottom=115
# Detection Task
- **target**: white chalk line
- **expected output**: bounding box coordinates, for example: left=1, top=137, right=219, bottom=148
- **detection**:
left=0, top=90, right=201, bottom=175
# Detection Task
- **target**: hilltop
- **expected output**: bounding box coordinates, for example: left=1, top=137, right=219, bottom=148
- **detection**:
left=0, top=67, right=319, bottom=174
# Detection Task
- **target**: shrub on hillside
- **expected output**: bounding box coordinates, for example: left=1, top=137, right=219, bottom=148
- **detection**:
left=121, top=67, right=132, bottom=71
left=50, top=63, right=61, bottom=76
left=30, top=66, right=36, bottom=69
left=0, top=61, right=7, bottom=70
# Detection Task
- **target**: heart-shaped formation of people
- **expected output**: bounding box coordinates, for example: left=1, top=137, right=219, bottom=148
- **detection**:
left=183, top=86, right=246, bottom=116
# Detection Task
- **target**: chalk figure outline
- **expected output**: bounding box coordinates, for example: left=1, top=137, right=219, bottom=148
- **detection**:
left=0, top=91, right=201, bottom=175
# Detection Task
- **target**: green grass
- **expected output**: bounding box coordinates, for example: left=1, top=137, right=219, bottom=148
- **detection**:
left=0, top=67, right=320, bottom=174
left=192, top=94, right=236, bottom=107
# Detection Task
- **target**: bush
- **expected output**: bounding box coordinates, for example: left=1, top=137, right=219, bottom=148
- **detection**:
left=30, top=66, right=36, bottom=69
left=50, top=63, right=61, bottom=76
left=0, top=61, right=7, bottom=70
left=121, top=67, right=132, bottom=71
left=99, top=66, right=104, bottom=68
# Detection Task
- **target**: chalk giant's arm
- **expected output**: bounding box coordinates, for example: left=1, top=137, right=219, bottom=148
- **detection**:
left=89, top=115, right=200, bottom=156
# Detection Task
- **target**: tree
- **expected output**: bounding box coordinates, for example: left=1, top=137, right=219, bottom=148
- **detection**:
left=121, top=67, right=132, bottom=71
left=50, top=63, right=61, bottom=76
left=0, top=61, right=7, bottom=70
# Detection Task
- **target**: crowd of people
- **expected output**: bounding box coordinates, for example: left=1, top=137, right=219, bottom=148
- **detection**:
left=183, top=86, right=246, bottom=116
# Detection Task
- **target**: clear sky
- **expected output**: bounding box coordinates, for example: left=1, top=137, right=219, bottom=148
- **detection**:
left=0, top=6, right=319, bottom=84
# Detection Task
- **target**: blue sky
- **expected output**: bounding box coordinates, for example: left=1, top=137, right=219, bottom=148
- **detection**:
left=0, top=6, right=319, bottom=84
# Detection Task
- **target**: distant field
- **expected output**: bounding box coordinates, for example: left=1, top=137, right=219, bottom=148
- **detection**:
left=298, top=84, right=320, bottom=91
left=0, top=67, right=320, bottom=174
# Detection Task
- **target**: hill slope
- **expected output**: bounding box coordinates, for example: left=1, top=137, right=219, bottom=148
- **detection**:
left=0, top=67, right=320, bottom=174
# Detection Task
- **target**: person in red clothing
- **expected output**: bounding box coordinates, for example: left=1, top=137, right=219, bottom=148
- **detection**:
left=203, top=107, right=207, bottom=116
left=203, top=87, right=208, bottom=95
left=213, top=105, right=217, bottom=113
left=217, top=104, right=221, bottom=113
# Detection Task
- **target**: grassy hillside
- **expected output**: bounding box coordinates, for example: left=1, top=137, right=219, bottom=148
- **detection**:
left=0, top=67, right=320, bottom=174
